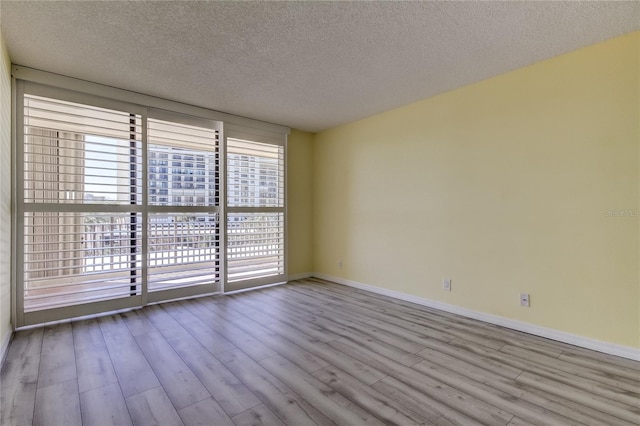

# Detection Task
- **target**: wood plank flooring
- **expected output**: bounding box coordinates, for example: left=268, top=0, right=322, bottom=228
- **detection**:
left=2, top=278, right=639, bottom=426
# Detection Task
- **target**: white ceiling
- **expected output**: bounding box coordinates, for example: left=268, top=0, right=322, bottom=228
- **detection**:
left=1, top=1, right=638, bottom=132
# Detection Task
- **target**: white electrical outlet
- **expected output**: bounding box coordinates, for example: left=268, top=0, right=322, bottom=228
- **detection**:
left=520, top=293, right=530, bottom=307
left=443, top=278, right=451, bottom=291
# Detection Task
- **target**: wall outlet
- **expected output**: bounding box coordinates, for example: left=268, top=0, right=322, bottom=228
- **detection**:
left=338, top=260, right=343, bottom=269
left=443, top=278, right=451, bottom=291
left=520, top=293, right=530, bottom=307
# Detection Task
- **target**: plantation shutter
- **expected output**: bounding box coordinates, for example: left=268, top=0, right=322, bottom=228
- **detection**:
left=226, top=135, right=286, bottom=291
left=14, top=70, right=290, bottom=327
left=20, top=93, right=143, bottom=320
left=146, top=113, right=221, bottom=301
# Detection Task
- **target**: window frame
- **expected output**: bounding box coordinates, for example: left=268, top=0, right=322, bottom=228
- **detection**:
left=12, top=70, right=289, bottom=327
left=224, top=126, right=287, bottom=293
left=15, top=81, right=148, bottom=325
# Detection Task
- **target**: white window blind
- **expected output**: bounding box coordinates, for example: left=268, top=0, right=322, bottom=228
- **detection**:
left=15, top=73, right=289, bottom=326
left=147, top=117, right=220, bottom=293
left=24, top=95, right=143, bottom=204
left=227, top=139, right=284, bottom=208
left=147, top=213, right=219, bottom=291
left=23, top=212, right=142, bottom=311
left=22, top=95, right=143, bottom=312
left=227, top=138, right=285, bottom=287
left=148, top=118, right=219, bottom=207
left=227, top=212, right=284, bottom=282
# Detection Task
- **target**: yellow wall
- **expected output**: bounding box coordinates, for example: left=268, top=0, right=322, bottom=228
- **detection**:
left=312, top=32, right=640, bottom=348
left=287, top=129, right=314, bottom=276
left=0, top=32, right=12, bottom=353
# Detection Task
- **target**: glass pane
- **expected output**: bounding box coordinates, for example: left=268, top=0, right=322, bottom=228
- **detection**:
left=24, top=95, right=142, bottom=204
left=227, top=138, right=284, bottom=208
left=148, top=118, right=219, bottom=207
left=148, top=213, right=220, bottom=292
left=23, top=212, right=142, bottom=312
left=227, top=212, right=284, bottom=282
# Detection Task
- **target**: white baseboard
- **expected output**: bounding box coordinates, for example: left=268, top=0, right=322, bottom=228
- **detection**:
left=312, top=273, right=640, bottom=362
left=0, top=328, right=13, bottom=367
left=288, top=272, right=313, bottom=281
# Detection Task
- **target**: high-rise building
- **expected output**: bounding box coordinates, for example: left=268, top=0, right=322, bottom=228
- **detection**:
left=148, top=145, right=217, bottom=207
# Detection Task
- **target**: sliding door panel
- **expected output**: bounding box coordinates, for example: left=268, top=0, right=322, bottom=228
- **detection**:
left=148, top=212, right=219, bottom=292
left=146, top=115, right=221, bottom=300
left=225, top=136, right=286, bottom=292
left=19, top=91, right=144, bottom=325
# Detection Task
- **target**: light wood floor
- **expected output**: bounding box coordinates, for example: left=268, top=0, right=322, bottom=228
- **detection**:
left=2, top=278, right=639, bottom=426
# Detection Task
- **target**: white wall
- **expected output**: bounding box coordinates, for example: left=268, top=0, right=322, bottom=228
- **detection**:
left=0, top=32, right=13, bottom=360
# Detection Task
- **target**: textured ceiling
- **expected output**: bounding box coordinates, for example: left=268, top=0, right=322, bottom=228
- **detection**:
left=1, top=1, right=638, bottom=132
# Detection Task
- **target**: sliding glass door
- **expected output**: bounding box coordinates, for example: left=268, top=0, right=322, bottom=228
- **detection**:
left=15, top=81, right=287, bottom=326
left=18, top=87, right=146, bottom=324
left=225, top=130, right=286, bottom=292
